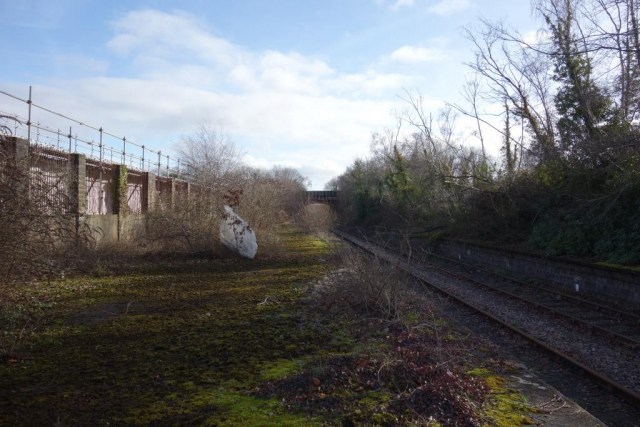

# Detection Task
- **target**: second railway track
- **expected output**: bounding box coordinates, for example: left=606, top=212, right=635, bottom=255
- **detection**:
left=423, top=250, right=640, bottom=346
left=333, top=228, right=640, bottom=410
left=372, top=231, right=640, bottom=347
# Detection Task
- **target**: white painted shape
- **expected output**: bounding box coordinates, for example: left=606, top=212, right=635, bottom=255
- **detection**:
left=219, top=205, right=258, bottom=259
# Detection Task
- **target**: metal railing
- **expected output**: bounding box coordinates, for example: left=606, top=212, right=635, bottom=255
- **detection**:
left=0, top=86, right=195, bottom=181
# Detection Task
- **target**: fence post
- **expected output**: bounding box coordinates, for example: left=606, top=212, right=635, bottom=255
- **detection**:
left=98, top=128, right=103, bottom=215
left=171, top=177, right=176, bottom=209
left=26, top=86, right=32, bottom=142
left=157, top=151, right=161, bottom=176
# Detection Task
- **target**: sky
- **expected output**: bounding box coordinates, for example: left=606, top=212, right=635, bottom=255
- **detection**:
left=0, top=0, right=539, bottom=189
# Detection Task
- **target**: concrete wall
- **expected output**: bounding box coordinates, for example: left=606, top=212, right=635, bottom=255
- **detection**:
left=120, top=214, right=146, bottom=242
left=84, top=215, right=119, bottom=244
left=435, top=239, right=640, bottom=306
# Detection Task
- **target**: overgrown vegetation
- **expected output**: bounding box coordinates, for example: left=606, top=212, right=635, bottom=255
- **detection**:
left=0, top=228, right=332, bottom=425
left=1, top=229, right=534, bottom=426
left=330, top=0, right=640, bottom=265
left=0, top=121, right=317, bottom=361
left=142, top=122, right=310, bottom=255
left=0, top=136, right=97, bottom=359
left=286, top=240, right=533, bottom=426
left=294, top=203, right=338, bottom=234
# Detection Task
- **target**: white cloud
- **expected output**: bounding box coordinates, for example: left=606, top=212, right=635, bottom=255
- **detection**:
left=522, top=29, right=550, bottom=46
left=390, top=0, right=415, bottom=11
left=2, top=9, right=435, bottom=188
left=428, top=0, right=470, bottom=15
left=105, top=10, right=409, bottom=99
left=389, top=45, right=446, bottom=63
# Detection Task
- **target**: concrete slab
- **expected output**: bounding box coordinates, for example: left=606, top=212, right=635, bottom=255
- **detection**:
left=504, top=370, right=606, bottom=426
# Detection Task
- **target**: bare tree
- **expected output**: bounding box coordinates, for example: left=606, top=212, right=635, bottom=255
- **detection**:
left=459, top=19, right=557, bottom=161
left=176, top=122, right=244, bottom=188
left=271, top=166, right=310, bottom=190
left=462, top=77, right=488, bottom=161
left=148, top=123, right=311, bottom=255
left=324, top=177, right=339, bottom=191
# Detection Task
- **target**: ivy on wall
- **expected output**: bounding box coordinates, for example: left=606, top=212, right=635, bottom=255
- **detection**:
left=112, top=165, right=128, bottom=215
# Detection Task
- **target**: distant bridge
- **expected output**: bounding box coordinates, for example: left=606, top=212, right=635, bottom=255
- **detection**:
left=303, top=191, right=339, bottom=205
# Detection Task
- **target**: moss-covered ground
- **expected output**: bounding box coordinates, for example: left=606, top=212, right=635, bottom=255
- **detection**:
left=1, top=228, right=534, bottom=426
left=2, top=229, right=335, bottom=425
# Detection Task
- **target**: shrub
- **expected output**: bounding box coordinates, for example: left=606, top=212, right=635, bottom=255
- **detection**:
left=315, top=244, right=410, bottom=319
left=295, top=203, right=338, bottom=233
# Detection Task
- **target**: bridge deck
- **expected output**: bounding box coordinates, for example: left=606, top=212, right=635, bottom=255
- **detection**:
left=305, top=191, right=338, bottom=200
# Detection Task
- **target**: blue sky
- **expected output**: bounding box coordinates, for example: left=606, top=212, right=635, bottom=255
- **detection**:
left=0, top=0, right=538, bottom=188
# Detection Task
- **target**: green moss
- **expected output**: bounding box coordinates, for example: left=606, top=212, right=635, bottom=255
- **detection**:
left=2, top=226, right=521, bottom=426
left=358, top=390, right=392, bottom=408
left=126, top=389, right=321, bottom=426
left=205, top=392, right=322, bottom=426
left=260, top=358, right=308, bottom=381
left=467, top=368, right=533, bottom=427
left=596, top=261, right=640, bottom=272
left=344, top=391, right=396, bottom=425
left=402, top=310, right=421, bottom=324
left=0, top=230, right=334, bottom=426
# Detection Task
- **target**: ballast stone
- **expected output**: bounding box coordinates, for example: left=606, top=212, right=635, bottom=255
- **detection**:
left=219, top=205, right=258, bottom=259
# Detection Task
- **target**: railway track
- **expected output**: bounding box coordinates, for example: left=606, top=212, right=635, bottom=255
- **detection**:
left=365, top=230, right=640, bottom=347
left=333, top=228, right=640, bottom=409
left=422, top=250, right=640, bottom=346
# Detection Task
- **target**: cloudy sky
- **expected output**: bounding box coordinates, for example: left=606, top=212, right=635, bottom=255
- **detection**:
left=0, top=0, right=538, bottom=189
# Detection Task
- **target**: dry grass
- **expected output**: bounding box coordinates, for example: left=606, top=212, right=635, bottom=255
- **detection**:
left=313, top=243, right=411, bottom=320
left=295, top=203, right=338, bottom=233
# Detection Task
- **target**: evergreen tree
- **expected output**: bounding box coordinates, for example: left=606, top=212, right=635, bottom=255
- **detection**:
left=542, top=0, right=613, bottom=154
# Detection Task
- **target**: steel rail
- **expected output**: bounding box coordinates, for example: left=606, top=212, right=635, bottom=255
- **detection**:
left=333, top=229, right=640, bottom=408
left=422, top=260, right=640, bottom=347
left=359, top=227, right=640, bottom=321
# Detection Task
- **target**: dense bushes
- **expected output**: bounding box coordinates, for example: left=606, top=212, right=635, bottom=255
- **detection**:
left=294, top=203, right=337, bottom=233
left=529, top=201, right=640, bottom=264
left=141, top=123, right=310, bottom=256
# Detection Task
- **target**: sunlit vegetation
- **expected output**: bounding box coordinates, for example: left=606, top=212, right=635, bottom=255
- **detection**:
left=1, top=229, right=532, bottom=425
